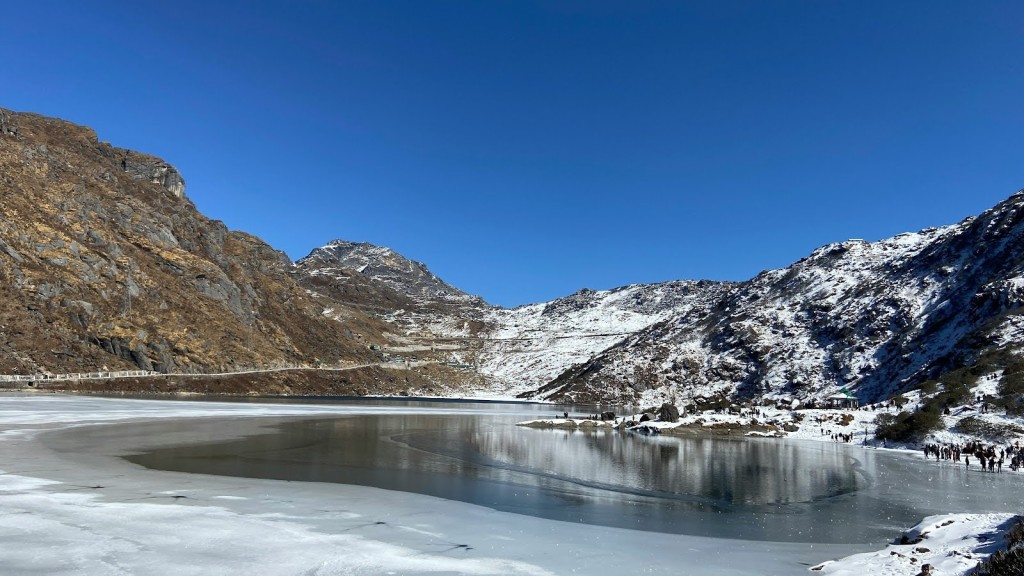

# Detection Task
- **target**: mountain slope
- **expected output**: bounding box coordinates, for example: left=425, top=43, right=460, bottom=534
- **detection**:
left=294, top=192, right=1024, bottom=405
left=534, top=192, right=1024, bottom=405
left=471, top=282, right=735, bottom=396
left=0, top=107, right=383, bottom=375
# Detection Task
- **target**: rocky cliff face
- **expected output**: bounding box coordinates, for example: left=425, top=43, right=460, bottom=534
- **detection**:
left=0, top=108, right=382, bottom=376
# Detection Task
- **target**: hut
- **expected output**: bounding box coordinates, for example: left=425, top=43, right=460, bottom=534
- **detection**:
left=826, top=393, right=859, bottom=409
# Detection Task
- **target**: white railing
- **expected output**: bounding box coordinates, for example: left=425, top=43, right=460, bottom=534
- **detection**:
left=0, top=370, right=158, bottom=383
left=0, top=360, right=419, bottom=384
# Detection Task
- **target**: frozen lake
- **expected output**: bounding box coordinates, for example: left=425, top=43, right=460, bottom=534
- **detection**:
left=4, top=395, right=1021, bottom=575
left=96, top=399, right=1022, bottom=544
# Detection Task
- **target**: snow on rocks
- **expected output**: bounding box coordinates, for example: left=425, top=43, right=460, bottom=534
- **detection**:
left=521, top=397, right=1024, bottom=455
left=516, top=417, right=617, bottom=430
left=811, top=514, right=1019, bottom=576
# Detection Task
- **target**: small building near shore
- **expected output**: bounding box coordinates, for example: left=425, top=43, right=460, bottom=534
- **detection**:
left=827, top=393, right=859, bottom=409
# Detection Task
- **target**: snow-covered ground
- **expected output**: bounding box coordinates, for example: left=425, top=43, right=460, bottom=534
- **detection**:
left=365, top=284, right=706, bottom=398
left=531, top=199, right=1024, bottom=408
left=813, top=514, right=1018, bottom=575
left=525, top=390, right=1024, bottom=451
left=453, top=282, right=727, bottom=396
left=0, top=393, right=1017, bottom=575
left=523, top=393, right=1024, bottom=486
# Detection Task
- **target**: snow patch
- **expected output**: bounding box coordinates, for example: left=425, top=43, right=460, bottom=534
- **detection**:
left=812, top=514, right=1017, bottom=576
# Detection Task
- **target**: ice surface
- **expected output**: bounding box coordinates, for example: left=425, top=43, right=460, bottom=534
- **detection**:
left=0, top=394, right=1014, bottom=575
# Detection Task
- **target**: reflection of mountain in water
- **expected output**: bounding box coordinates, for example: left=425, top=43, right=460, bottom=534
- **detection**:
left=449, top=428, right=861, bottom=507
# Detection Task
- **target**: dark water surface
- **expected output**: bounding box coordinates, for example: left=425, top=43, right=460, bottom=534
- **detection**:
left=121, top=399, right=1023, bottom=543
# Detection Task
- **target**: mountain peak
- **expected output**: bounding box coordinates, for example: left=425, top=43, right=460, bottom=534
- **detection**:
left=297, top=240, right=481, bottom=305
left=1, top=107, right=186, bottom=199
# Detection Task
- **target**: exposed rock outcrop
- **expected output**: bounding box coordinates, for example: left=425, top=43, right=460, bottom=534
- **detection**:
left=0, top=106, right=384, bottom=375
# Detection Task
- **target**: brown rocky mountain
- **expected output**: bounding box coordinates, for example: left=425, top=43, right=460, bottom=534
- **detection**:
left=0, top=107, right=391, bottom=379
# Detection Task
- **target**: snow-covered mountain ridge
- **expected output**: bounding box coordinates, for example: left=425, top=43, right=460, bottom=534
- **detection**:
left=472, top=281, right=735, bottom=396
left=295, top=241, right=726, bottom=396
left=542, top=191, right=1024, bottom=405
left=296, top=190, right=1024, bottom=407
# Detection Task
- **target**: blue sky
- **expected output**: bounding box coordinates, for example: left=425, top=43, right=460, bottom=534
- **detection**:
left=3, top=1, right=1022, bottom=307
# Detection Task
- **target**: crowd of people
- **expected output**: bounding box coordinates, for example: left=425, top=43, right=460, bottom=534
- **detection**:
left=821, top=429, right=855, bottom=443
left=922, top=441, right=1024, bottom=472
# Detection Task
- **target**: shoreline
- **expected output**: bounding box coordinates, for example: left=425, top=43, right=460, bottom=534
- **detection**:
left=8, top=387, right=546, bottom=405
left=0, top=394, right=1016, bottom=575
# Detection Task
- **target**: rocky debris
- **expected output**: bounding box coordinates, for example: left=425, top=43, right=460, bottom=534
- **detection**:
left=292, top=260, right=419, bottom=315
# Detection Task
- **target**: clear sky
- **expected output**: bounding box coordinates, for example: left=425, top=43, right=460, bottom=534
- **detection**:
left=2, top=1, right=1022, bottom=307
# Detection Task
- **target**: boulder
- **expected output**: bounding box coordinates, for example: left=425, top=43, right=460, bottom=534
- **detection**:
left=130, top=344, right=154, bottom=371
left=658, top=403, right=680, bottom=423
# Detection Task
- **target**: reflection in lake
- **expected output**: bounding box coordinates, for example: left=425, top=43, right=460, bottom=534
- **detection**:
left=125, top=411, right=1021, bottom=543
left=451, top=427, right=859, bottom=507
